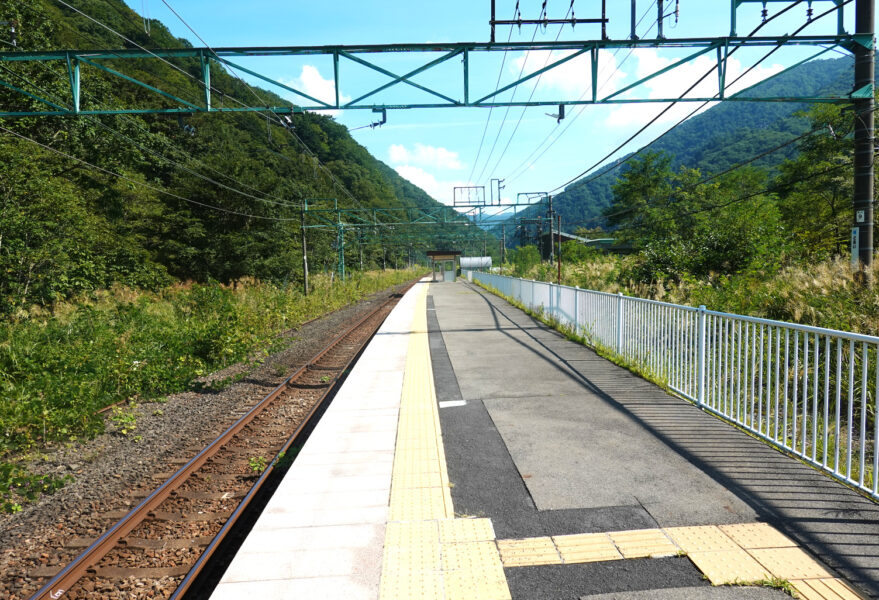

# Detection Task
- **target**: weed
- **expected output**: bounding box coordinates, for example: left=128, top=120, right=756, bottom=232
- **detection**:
left=0, top=462, right=70, bottom=514
left=152, top=409, right=163, bottom=416
left=110, top=404, right=138, bottom=436
left=273, top=364, right=288, bottom=377
left=320, top=375, right=332, bottom=383
left=248, top=456, right=267, bottom=474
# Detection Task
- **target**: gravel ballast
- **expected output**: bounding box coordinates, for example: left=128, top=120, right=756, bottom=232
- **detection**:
left=0, top=282, right=411, bottom=600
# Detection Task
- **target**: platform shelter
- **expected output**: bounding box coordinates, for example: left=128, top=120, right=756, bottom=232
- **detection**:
left=427, top=250, right=461, bottom=282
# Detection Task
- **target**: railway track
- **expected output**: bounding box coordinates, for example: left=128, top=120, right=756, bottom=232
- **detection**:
left=24, top=283, right=413, bottom=600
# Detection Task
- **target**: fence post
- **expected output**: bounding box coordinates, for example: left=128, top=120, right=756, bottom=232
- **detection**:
left=574, top=287, right=580, bottom=336
left=697, top=305, right=707, bottom=408
left=616, top=292, right=624, bottom=355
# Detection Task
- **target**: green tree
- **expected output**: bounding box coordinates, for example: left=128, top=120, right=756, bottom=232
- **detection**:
left=775, top=104, right=853, bottom=259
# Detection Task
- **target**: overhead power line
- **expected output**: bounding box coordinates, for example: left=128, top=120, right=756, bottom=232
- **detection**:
left=0, top=61, right=301, bottom=209
left=545, top=0, right=850, bottom=196
left=54, top=0, right=364, bottom=209
left=0, top=125, right=300, bottom=221
left=467, top=1, right=519, bottom=185
left=501, top=0, right=658, bottom=185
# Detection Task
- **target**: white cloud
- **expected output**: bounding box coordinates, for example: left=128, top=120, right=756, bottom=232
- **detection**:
left=509, top=49, right=627, bottom=99
left=280, top=65, right=350, bottom=117
left=388, top=143, right=464, bottom=170
left=604, top=50, right=784, bottom=128
left=394, top=165, right=472, bottom=206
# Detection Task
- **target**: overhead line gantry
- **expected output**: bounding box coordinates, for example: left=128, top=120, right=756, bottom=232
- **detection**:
left=0, top=0, right=872, bottom=268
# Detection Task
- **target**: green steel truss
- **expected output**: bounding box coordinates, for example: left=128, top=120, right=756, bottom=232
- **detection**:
left=0, top=34, right=872, bottom=118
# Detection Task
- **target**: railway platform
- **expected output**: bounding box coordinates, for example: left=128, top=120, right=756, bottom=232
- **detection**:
left=210, top=279, right=879, bottom=600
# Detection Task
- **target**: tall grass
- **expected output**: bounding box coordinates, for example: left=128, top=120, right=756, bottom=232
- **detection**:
left=523, top=256, right=879, bottom=337
left=0, top=270, right=420, bottom=457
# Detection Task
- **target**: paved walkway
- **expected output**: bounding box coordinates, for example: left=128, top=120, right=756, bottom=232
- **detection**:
left=210, top=279, right=879, bottom=600
left=430, top=281, right=879, bottom=600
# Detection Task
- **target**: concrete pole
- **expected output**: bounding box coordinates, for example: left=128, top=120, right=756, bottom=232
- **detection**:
left=300, top=209, right=309, bottom=296
left=557, top=214, right=562, bottom=285
left=853, top=0, right=875, bottom=272
left=548, top=196, right=555, bottom=265
left=501, top=226, right=506, bottom=273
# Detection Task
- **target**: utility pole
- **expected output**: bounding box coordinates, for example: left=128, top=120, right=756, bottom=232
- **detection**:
left=557, top=214, right=562, bottom=285
left=300, top=208, right=309, bottom=296
left=547, top=195, right=555, bottom=265
left=501, top=226, right=506, bottom=273
left=482, top=232, right=487, bottom=257
left=853, top=0, right=875, bottom=273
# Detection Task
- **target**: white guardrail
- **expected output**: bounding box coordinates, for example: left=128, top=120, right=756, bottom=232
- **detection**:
left=466, top=271, right=879, bottom=500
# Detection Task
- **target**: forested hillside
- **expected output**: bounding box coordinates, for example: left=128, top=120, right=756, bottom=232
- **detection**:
left=0, top=0, right=481, bottom=315
left=508, top=55, right=862, bottom=229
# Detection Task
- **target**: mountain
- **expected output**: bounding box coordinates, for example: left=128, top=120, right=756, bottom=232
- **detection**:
left=0, top=0, right=486, bottom=313
left=503, top=55, right=861, bottom=234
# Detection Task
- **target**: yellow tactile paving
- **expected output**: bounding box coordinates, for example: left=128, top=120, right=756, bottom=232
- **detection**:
left=687, top=549, right=772, bottom=585
left=496, top=537, right=562, bottom=567
left=378, top=285, right=861, bottom=600
left=442, top=541, right=501, bottom=571
left=382, top=543, right=442, bottom=571
left=665, top=525, right=740, bottom=553
left=790, top=578, right=867, bottom=600
left=380, top=571, right=444, bottom=600
left=380, top=284, right=511, bottom=600
left=719, top=522, right=796, bottom=549
left=553, top=532, right=622, bottom=564
left=748, top=547, right=834, bottom=580
left=385, top=521, right=440, bottom=547
left=439, top=518, right=496, bottom=543
left=444, top=567, right=512, bottom=600
left=388, top=488, right=448, bottom=521
left=608, top=528, right=679, bottom=558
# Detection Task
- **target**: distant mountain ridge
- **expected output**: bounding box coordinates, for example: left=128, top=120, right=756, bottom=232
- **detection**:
left=504, top=55, right=860, bottom=234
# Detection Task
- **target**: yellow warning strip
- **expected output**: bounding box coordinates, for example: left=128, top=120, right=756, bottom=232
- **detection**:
left=378, top=286, right=865, bottom=600
left=496, top=523, right=866, bottom=599
left=380, top=284, right=512, bottom=600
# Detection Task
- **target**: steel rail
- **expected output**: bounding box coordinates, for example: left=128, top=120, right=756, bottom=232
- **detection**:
left=28, top=282, right=416, bottom=600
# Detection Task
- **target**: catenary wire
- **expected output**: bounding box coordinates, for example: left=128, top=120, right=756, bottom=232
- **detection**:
left=0, top=125, right=301, bottom=221
left=544, top=0, right=849, bottom=196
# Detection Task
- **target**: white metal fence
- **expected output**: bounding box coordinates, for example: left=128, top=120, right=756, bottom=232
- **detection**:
left=468, top=271, right=879, bottom=501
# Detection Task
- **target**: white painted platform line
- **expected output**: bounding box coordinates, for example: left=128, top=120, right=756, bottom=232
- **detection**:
left=439, top=400, right=467, bottom=408
left=209, top=282, right=427, bottom=600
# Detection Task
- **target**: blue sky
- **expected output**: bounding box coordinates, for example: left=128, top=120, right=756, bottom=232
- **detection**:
left=123, top=1, right=856, bottom=213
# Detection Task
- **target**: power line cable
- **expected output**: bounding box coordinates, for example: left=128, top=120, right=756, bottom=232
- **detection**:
left=54, top=0, right=363, bottom=209
left=501, top=1, right=658, bottom=184
left=0, top=61, right=302, bottom=209
left=474, top=22, right=542, bottom=185
left=466, top=1, right=519, bottom=185
left=481, top=2, right=575, bottom=186
left=0, top=125, right=300, bottom=221
left=545, top=0, right=849, bottom=196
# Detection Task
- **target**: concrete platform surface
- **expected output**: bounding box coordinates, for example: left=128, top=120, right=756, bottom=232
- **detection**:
left=430, top=281, right=879, bottom=600
left=209, top=278, right=877, bottom=600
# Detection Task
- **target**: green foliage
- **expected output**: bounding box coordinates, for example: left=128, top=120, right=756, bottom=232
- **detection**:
left=110, top=404, right=138, bottom=436
left=509, top=245, right=541, bottom=277
left=507, top=56, right=864, bottom=231
left=0, top=271, right=418, bottom=457
left=607, top=153, right=783, bottom=281
left=248, top=456, right=267, bottom=474
left=0, top=0, right=489, bottom=315
left=0, top=462, right=70, bottom=514
left=561, top=240, right=599, bottom=263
